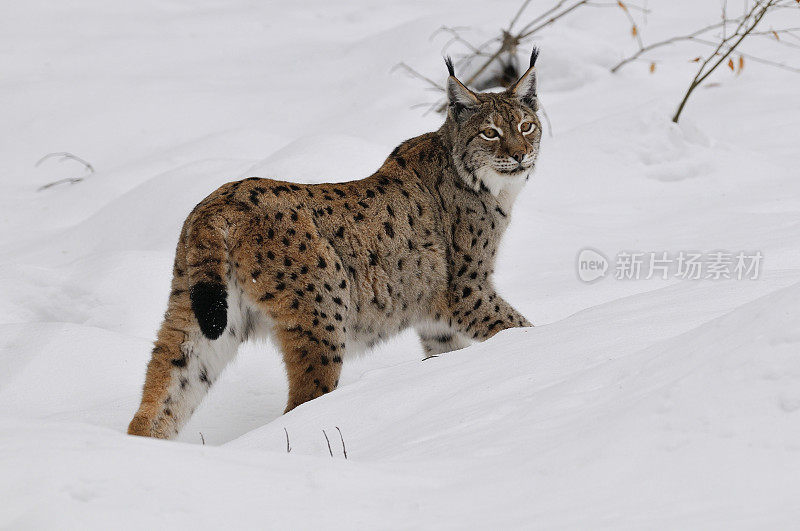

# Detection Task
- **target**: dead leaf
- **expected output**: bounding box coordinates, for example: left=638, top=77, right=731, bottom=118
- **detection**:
left=617, top=1, right=629, bottom=12
left=690, top=56, right=701, bottom=62
left=738, top=56, right=744, bottom=73
left=772, top=30, right=780, bottom=40
left=649, top=62, right=656, bottom=73
left=727, top=58, right=735, bottom=71
left=631, top=25, right=638, bottom=37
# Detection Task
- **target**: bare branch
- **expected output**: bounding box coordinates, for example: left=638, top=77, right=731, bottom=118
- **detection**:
left=611, top=18, right=738, bottom=72
left=403, top=0, right=646, bottom=116
left=673, top=0, right=779, bottom=122
left=611, top=2, right=800, bottom=74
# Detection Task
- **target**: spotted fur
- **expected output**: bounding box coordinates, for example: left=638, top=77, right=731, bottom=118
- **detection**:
left=128, top=50, right=541, bottom=439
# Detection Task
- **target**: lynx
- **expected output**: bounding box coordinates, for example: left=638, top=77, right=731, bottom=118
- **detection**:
left=128, top=49, right=541, bottom=439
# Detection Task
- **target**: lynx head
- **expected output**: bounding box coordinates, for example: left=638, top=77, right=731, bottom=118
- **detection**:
left=442, top=48, right=542, bottom=196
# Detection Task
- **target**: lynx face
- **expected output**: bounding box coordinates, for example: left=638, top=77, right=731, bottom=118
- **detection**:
left=470, top=102, right=541, bottom=175
left=443, top=52, right=541, bottom=195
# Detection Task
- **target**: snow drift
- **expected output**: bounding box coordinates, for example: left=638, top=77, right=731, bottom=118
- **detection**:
left=1, top=0, right=799, bottom=528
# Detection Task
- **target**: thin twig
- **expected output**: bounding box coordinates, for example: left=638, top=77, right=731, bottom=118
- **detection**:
left=37, top=177, right=85, bottom=191
left=35, top=151, right=95, bottom=192
left=199, top=432, right=205, bottom=445
left=508, top=0, right=535, bottom=30
left=336, top=427, right=348, bottom=459
left=751, top=27, right=800, bottom=49
left=539, top=100, right=555, bottom=138
left=612, top=27, right=800, bottom=74
left=284, top=427, right=291, bottom=453
left=392, top=62, right=445, bottom=92
left=519, top=0, right=592, bottom=39
left=432, top=26, right=484, bottom=55
left=517, top=0, right=572, bottom=36
left=585, top=1, right=650, bottom=11
left=690, top=36, right=800, bottom=73
left=35, top=152, right=95, bottom=173
left=723, top=0, right=728, bottom=41
left=322, top=429, right=333, bottom=457
left=615, top=0, right=644, bottom=50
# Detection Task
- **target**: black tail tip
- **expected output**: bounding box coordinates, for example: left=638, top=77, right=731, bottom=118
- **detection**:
left=190, top=282, right=228, bottom=340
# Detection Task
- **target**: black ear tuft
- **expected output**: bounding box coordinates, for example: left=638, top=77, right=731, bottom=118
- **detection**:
left=529, top=46, right=540, bottom=69
left=444, top=56, right=455, bottom=77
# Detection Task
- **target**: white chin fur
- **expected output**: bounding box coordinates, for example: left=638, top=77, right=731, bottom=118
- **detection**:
left=474, top=166, right=529, bottom=200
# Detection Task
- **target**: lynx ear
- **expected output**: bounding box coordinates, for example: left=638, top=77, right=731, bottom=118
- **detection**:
left=510, top=47, right=539, bottom=111
left=445, top=57, right=479, bottom=119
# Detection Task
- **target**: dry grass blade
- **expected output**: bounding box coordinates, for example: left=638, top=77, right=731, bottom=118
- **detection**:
left=322, top=429, right=333, bottom=457
left=336, top=427, right=348, bottom=459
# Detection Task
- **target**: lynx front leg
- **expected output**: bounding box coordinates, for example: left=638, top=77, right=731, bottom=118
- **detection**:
left=416, top=322, right=471, bottom=357
left=449, top=284, right=531, bottom=341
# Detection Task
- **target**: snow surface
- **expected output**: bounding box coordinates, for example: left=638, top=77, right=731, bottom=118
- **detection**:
left=1, top=0, right=799, bottom=528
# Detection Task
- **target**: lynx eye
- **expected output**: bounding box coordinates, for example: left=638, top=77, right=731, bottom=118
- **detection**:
left=519, top=121, right=534, bottom=133
left=480, top=128, right=500, bottom=140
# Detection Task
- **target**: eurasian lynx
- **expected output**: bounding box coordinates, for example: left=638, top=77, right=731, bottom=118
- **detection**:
left=128, top=49, right=541, bottom=439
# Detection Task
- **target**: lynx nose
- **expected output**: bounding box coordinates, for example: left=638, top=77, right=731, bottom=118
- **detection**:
left=511, top=152, right=525, bottom=163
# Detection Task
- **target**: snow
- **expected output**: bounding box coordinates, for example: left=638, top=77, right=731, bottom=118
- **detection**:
left=1, top=0, right=799, bottom=528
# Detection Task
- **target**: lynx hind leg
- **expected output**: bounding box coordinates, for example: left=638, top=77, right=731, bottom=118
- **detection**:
left=417, top=322, right=471, bottom=358
left=233, top=215, right=349, bottom=413
left=250, top=268, right=347, bottom=413
left=128, top=279, right=249, bottom=439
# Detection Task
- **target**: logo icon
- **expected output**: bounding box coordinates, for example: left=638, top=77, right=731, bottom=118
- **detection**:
left=577, top=248, right=609, bottom=283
